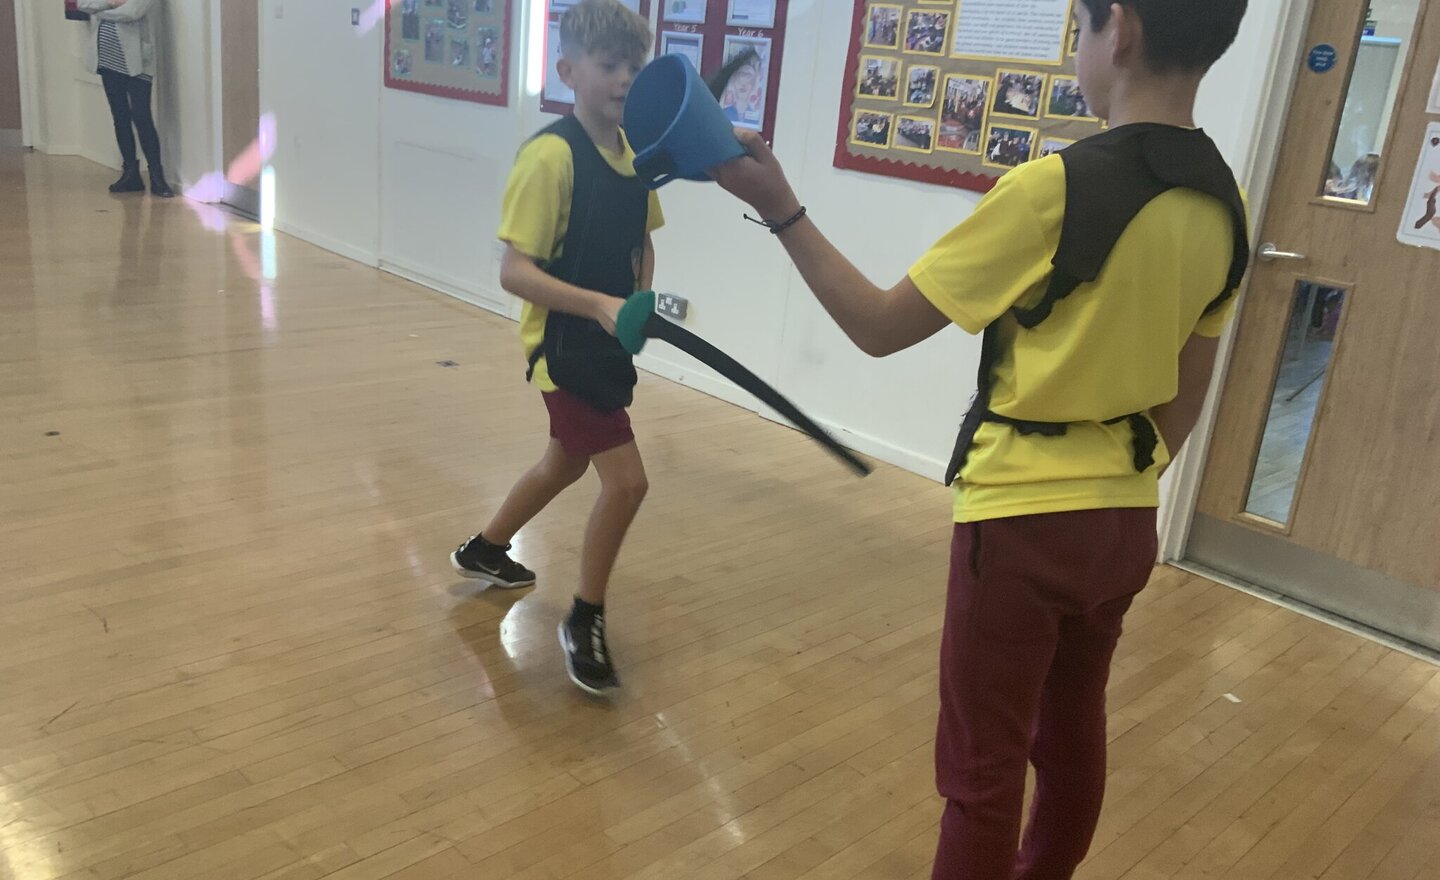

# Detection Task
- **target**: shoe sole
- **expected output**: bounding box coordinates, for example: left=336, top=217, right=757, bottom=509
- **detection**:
left=450, top=552, right=535, bottom=589
left=558, top=622, right=617, bottom=697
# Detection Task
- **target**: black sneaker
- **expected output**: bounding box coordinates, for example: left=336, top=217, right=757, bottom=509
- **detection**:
left=559, top=611, right=619, bottom=695
left=450, top=534, right=536, bottom=588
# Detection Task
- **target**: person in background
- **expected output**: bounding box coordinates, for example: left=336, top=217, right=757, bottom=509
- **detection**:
left=78, top=0, right=175, bottom=198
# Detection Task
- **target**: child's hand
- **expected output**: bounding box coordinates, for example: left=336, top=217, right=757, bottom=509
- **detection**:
left=591, top=296, right=623, bottom=337
left=710, top=129, right=802, bottom=222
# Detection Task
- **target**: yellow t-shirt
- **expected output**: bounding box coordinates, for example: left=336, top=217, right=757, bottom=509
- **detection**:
left=497, top=129, right=665, bottom=392
left=910, top=153, right=1242, bottom=523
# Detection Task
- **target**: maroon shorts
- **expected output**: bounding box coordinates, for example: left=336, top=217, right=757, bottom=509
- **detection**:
left=542, top=388, right=634, bottom=458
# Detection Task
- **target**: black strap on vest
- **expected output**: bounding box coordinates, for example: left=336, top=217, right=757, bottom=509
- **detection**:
left=943, top=125, right=1250, bottom=487
left=523, top=116, right=649, bottom=411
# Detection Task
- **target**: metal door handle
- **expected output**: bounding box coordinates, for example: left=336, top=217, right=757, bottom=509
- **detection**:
left=1258, top=243, right=1308, bottom=262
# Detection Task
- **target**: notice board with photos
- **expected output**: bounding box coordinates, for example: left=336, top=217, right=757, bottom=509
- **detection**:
left=541, top=0, right=653, bottom=115
left=834, top=0, right=1101, bottom=194
left=652, top=0, right=791, bottom=144
left=386, top=0, right=515, bottom=107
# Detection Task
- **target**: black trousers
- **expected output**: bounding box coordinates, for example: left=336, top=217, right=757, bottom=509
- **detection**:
left=100, top=69, right=163, bottom=171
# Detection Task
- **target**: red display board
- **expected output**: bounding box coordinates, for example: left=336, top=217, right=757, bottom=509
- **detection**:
left=386, top=0, right=515, bottom=108
left=652, top=0, right=790, bottom=144
left=834, top=0, right=1099, bottom=194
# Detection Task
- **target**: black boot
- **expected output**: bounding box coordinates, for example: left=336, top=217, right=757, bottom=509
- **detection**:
left=149, top=167, right=176, bottom=199
left=109, top=163, right=144, bottom=194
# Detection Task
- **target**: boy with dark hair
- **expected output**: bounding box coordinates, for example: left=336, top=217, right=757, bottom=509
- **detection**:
left=712, top=1, right=1250, bottom=876
left=450, top=0, right=661, bottom=696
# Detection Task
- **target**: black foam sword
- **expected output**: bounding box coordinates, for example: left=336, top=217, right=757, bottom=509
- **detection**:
left=616, top=292, right=871, bottom=477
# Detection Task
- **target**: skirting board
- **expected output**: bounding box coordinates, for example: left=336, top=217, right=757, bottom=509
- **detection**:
left=275, top=221, right=380, bottom=268
left=638, top=349, right=948, bottom=482
left=381, top=258, right=512, bottom=315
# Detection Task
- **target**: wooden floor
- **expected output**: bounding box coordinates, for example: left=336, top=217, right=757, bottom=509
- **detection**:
left=3, top=152, right=1438, bottom=880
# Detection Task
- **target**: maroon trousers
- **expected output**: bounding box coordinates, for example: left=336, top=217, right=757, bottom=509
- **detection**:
left=932, top=508, right=1158, bottom=880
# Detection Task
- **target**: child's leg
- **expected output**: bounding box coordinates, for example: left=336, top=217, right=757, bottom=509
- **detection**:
left=482, top=438, right=590, bottom=545
left=577, top=440, right=648, bottom=605
left=1013, top=592, right=1135, bottom=880
left=930, top=509, right=1155, bottom=880
left=931, top=522, right=1059, bottom=880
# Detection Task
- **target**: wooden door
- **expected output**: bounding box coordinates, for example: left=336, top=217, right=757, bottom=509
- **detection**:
left=221, top=0, right=261, bottom=216
left=1189, top=0, right=1440, bottom=650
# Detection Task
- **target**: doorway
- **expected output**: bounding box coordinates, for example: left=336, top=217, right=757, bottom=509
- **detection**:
left=220, top=0, right=261, bottom=217
left=1187, top=0, right=1440, bottom=651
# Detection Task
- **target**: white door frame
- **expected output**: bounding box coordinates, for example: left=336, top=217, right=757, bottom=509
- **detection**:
left=1158, top=0, right=1319, bottom=561
left=12, top=0, right=42, bottom=147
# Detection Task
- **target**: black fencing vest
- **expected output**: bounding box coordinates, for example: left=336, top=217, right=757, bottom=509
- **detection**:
left=525, top=115, right=649, bottom=412
left=944, top=124, right=1251, bottom=487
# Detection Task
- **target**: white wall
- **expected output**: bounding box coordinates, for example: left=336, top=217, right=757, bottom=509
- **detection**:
left=259, top=1, right=382, bottom=264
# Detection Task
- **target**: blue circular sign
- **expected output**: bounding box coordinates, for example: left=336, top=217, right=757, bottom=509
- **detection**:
left=1308, top=44, right=1338, bottom=73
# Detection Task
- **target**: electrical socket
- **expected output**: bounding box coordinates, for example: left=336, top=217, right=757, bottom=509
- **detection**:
left=656, top=293, right=689, bottom=321
left=352, top=8, right=360, bottom=25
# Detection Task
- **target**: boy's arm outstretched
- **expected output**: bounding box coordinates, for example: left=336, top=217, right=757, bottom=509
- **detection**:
left=712, top=130, right=950, bottom=358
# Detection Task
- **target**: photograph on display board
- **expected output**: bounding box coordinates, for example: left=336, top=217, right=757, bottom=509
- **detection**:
left=852, top=110, right=895, bottom=148
left=937, top=74, right=990, bottom=154
left=402, top=0, right=421, bottom=39
left=476, top=27, right=500, bottom=76
left=905, top=65, right=939, bottom=108
left=904, top=9, right=951, bottom=56
left=727, top=0, right=777, bottom=28
left=662, top=0, right=707, bottom=24
left=393, top=49, right=414, bottom=77
left=895, top=115, right=937, bottom=153
left=543, top=20, right=575, bottom=103
left=857, top=56, right=901, bottom=100
left=992, top=70, right=1046, bottom=119
left=1046, top=75, right=1096, bottom=120
left=447, top=0, right=471, bottom=29
left=865, top=4, right=903, bottom=50
left=425, top=19, right=446, bottom=63
left=450, top=37, right=470, bottom=68
left=720, top=36, right=772, bottom=131
left=660, top=31, right=705, bottom=70
left=984, top=124, right=1037, bottom=169
left=1038, top=136, right=1075, bottom=158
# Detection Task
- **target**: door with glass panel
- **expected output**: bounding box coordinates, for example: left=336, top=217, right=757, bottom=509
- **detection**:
left=1188, top=0, right=1440, bottom=651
